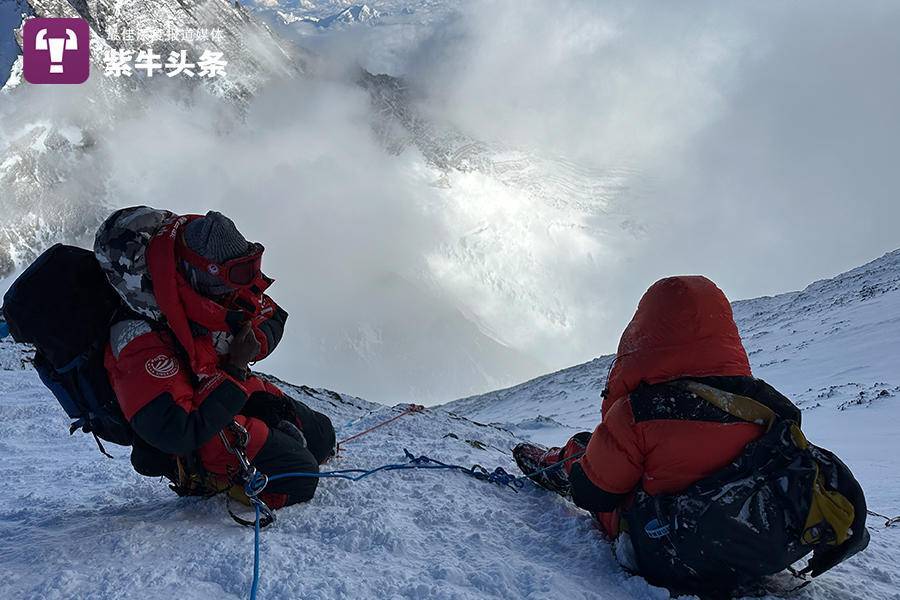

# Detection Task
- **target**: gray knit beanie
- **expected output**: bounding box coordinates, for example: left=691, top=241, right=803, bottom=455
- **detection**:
left=182, top=211, right=250, bottom=297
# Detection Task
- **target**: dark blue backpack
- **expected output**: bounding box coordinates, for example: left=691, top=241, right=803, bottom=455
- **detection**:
left=2, top=244, right=134, bottom=455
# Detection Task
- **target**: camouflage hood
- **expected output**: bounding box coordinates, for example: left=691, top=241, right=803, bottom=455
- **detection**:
left=94, top=206, right=175, bottom=322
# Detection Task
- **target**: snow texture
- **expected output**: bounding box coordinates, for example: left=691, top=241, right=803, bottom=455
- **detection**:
left=1, top=250, right=899, bottom=599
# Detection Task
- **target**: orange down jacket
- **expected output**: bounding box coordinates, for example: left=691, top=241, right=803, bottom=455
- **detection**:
left=578, top=276, right=761, bottom=537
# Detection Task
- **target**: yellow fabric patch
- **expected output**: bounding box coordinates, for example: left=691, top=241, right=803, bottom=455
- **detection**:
left=679, top=381, right=777, bottom=430
left=790, top=423, right=810, bottom=450
left=804, top=466, right=855, bottom=546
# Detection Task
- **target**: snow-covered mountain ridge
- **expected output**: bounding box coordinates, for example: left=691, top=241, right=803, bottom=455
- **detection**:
left=0, top=0, right=306, bottom=278
left=442, top=248, right=900, bottom=442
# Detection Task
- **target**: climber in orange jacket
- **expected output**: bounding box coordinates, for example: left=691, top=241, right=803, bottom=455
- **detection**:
left=514, top=276, right=801, bottom=553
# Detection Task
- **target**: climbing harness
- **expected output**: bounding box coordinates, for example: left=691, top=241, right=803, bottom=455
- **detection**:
left=336, top=404, right=424, bottom=450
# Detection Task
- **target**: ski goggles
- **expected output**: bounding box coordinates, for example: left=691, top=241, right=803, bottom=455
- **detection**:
left=178, top=237, right=267, bottom=290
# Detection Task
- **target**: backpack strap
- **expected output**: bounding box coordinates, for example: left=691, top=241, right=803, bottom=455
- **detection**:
left=676, top=380, right=778, bottom=431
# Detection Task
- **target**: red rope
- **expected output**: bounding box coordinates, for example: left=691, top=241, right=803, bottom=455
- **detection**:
left=337, top=404, right=424, bottom=449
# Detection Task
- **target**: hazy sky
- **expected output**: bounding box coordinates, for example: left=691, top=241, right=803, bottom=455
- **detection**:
left=322, top=0, right=900, bottom=388
left=3, top=0, right=900, bottom=403
left=398, top=0, right=900, bottom=300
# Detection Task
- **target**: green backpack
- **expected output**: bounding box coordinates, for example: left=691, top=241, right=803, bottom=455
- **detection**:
left=623, top=381, right=869, bottom=594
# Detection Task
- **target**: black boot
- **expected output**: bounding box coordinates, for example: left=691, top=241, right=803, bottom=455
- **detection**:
left=513, top=443, right=572, bottom=496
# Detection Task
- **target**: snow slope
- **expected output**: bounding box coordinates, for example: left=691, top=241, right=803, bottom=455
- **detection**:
left=1, top=252, right=899, bottom=599
left=444, top=248, right=900, bottom=440
left=0, top=338, right=657, bottom=600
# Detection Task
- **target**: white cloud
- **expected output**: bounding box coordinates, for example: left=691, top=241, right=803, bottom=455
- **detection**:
left=4, top=0, right=900, bottom=403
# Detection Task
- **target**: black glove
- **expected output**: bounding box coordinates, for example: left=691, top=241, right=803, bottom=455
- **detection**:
left=275, top=419, right=307, bottom=448
left=569, top=462, right=628, bottom=513
left=241, top=391, right=298, bottom=429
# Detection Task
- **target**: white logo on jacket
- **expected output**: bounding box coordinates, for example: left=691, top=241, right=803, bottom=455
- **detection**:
left=145, top=354, right=180, bottom=378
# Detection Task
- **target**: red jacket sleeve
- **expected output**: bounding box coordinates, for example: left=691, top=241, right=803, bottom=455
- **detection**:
left=106, top=327, right=262, bottom=455
left=580, top=398, right=644, bottom=497
left=250, top=296, right=288, bottom=361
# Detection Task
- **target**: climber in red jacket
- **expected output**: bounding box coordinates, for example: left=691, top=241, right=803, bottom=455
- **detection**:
left=513, top=276, right=802, bottom=567
left=95, top=206, right=335, bottom=508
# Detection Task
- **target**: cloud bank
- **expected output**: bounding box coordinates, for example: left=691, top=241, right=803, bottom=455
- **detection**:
left=3, top=0, right=900, bottom=404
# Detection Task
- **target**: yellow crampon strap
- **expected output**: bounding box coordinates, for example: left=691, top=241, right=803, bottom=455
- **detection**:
left=173, top=456, right=236, bottom=498
left=227, top=484, right=253, bottom=507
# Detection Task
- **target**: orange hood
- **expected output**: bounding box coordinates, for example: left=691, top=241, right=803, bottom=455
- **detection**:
left=603, top=276, right=751, bottom=417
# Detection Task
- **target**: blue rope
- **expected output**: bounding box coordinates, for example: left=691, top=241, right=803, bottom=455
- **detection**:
left=263, top=450, right=526, bottom=491
left=242, top=450, right=529, bottom=597
left=241, top=448, right=579, bottom=598
left=250, top=503, right=261, bottom=600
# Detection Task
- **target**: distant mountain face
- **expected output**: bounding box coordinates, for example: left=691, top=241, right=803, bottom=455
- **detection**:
left=317, top=4, right=379, bottom=28
left=244, top=0, right=422, bottom=26
left=442, top=249, right=900, bottom=440
left=0, top=0, right=305, bottom=278
left=270, top=4, right=380, bottom=29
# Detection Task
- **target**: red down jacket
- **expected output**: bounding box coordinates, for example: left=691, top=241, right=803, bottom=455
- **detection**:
left=96, top=207, right=297, bottom=498
left=575, top=276, right=765, bottom=537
